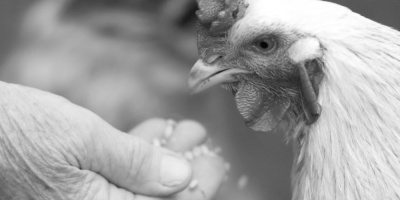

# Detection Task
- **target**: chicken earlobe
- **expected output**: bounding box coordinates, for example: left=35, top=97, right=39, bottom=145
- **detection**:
left=288, top=37, right=324, bottom=125
left=298, top=60, right=323, bottom=125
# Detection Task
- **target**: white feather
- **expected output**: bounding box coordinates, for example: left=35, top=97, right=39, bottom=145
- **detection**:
left=288, top=38, right=323, bottom=63
left=235, top=1, right=400, bottom=199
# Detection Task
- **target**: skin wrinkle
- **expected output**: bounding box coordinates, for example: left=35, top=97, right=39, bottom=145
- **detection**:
left=56, top=134, right=82, bottom=168
left=10, top=119, right=62, bottom=172
left=128, top=139, right=145, bottom=188
left=94, top=132, right=150, bottom=191
left=1, top=132, right=59, bottom=199
left=81, top=174, right=98, bottom=200
left=12, top=83, right=85, bottom=169
left=0, top=130, right=25, bottom=200
left=86, top=175, right=101, bottom=200
left=13, top=131, right=73, bottom=199
left=46, top=116, right=89, bottom=171
left=0, top=112, right=40, bottom=194
left=59, top=107, right=99, bottom=172
left=88, top=128, right=114, bottom=179
left=13, top=91, right=79, bottom=163
left=130, top=139, right=162, bottom=191
left=0, top=83, right=86, bottom=199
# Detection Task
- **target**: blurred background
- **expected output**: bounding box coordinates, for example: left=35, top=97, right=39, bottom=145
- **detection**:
left=0, top=0, right=399, bottom=199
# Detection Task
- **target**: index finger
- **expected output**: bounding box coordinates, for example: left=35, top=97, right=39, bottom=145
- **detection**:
left=129, top=118, right=168, bottom=142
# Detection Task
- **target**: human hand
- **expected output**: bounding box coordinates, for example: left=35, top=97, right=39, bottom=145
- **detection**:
left=130, top=119, right=227, bottom=200
left=0, top=83, right=225, bottom=200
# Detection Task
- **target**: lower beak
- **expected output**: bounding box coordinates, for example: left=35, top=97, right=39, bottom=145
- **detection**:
left=188, top=59, right=251, bottom=94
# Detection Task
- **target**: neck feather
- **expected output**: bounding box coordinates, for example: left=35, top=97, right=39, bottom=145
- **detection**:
left=292, top=17, right=400, bottom=200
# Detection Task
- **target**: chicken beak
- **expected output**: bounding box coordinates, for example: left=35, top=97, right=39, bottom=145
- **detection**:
left=188, top=59, right=251, bottom=94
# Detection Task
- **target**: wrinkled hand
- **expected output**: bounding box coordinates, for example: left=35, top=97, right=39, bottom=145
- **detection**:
left=0, top=82, right=225, bottom=200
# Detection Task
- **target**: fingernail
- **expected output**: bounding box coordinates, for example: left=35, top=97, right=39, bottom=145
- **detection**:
left=160, top=155, right=191, bottom=187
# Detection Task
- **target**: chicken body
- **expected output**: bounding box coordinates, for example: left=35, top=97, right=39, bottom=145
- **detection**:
left=189, top=0, right=400, bottom=199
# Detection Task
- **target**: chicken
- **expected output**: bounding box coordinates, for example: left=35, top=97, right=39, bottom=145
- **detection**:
left=1, top=1, right=290, bottom=198
left=188, top=0, right=400, bottom=199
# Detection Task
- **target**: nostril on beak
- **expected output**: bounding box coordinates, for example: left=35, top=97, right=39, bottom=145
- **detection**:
left=206, top=54, right=224, bottom=64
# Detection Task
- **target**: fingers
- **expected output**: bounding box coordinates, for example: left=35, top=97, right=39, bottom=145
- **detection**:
left=164, top=120, right=207, bottom=152
left=131, top=119, right=226, bottom=200
left=171, top=156, right=226, bottom=200
left=130, top=119, right=207, bottom=152
left=81, top=121, right=193, bottom=197
left=130, top=119, right=169, bottom=142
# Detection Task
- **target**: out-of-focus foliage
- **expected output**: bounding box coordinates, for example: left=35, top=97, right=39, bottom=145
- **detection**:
left=0, top=0, right=398, bottom=200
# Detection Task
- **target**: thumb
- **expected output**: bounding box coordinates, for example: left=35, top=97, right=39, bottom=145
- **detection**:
left=80, top=121, right=192, bottom=197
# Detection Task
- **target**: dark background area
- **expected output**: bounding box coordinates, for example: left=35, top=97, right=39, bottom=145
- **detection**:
left=0, top=1, right=398, bottom=200
left=0, top=0, right=33, bottom=62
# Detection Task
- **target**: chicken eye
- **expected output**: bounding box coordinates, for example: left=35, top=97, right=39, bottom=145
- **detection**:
left=254, top=37, right=276, bottom=53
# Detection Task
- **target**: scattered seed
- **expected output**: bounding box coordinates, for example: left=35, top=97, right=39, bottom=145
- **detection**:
left=184, top=151, right=194, bottom=160
left=166, top=119, right=176, bottom=126
left=189, top=180, right=199, bottom=190
left=164, top=128, right=173, bottom=139
left=207, top=151, right=217, bottom=157
left=160, top=138, right=168, bottom=146
left=193, top=147, right=202, bottom=157
left=201, top=145, right=209, bottom=155
left=168, top=137, right=177, bottom=143
left=213, top=147, right=222, bottom=154
left=152, top=139, right=161, bottom=147
left=164, top=119, right=176, bottom=139
left=237, top=175, right=249, bottom=189
left=164, top=127, right=174, bottom=139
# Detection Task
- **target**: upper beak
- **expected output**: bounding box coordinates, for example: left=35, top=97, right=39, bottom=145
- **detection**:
left=188, top=59, right=251, bottom=94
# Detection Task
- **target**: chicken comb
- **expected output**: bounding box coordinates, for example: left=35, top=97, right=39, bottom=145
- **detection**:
left=196, top=0, right=248, bottom=36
